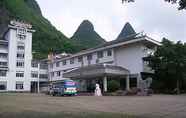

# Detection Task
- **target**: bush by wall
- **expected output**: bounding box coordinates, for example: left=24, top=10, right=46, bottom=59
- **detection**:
left=108, top=80, right=120, bottom=92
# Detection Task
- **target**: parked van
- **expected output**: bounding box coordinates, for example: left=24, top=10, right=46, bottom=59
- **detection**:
left=50, top=79, right=77, bottom=96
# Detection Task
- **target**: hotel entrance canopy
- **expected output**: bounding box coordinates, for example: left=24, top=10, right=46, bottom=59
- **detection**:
left=63, top=64, right=130, bottom=92
left=63, top=64, right=130, bottom=79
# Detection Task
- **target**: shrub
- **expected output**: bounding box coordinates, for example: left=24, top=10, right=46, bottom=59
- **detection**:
left=108, top=80, right=120, bottom=92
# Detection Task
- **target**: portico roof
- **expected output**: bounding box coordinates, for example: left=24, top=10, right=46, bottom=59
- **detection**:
left=63, top=64, right=130, bottom=79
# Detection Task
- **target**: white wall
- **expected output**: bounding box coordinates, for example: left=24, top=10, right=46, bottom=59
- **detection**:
left=114, top=43, right=144, bottom=74
left=49, top=49, right=114, bottom=81
left=7, top=29, right=17, bottom=91
left=4, top=28, right=34, bottom=91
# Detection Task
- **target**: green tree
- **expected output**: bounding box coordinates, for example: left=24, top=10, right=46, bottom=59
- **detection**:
left=122, top=0, right=186, bottom=10
left=148, top=38, right=186, bottom=94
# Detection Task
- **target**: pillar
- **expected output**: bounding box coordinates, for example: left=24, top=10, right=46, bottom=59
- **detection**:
left=103, top=76, right=107, bottom=92
left=137, top=74, right=141, bottom=89
left=126, top=75, right=130, bottom=91
left=37, top=63, right=40, bottom=93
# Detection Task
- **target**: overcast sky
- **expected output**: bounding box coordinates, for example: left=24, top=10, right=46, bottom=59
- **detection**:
left=36, top=0, right=186, bottom=42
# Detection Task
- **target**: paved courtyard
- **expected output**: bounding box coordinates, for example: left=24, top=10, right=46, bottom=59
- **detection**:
left=0, top=93, right=186, bottom=118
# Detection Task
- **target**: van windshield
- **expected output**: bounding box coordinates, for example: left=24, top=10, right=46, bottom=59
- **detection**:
left=64, top=81, right=76, bottom=87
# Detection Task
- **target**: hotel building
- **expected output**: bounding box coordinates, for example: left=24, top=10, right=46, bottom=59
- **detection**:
left=0, top=21, right=48, bottom=92
left=0, top=20, right=161, bottom=93
left=48, top=33, right=161, bottom=92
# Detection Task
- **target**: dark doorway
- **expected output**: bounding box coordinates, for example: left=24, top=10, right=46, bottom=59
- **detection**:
left=120, top=78, right=126, bottom=90
left=130, top=78, right=137, bottom=88
left=31, top=82, right=38, bottom=93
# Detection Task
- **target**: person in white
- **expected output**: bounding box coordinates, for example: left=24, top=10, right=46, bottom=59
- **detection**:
left=94, top=83, right=102, bottom=96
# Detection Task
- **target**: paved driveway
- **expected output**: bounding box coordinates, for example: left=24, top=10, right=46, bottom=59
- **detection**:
left=0, top=94, right=186, bottom=118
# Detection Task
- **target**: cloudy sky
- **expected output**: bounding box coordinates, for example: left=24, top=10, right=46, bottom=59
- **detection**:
left=36, top=0, right=186, bottom=42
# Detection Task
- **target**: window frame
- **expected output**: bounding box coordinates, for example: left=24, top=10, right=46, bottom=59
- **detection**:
left=63, top=60, right=67, bottom=65
left=0, top=70, right=7, bottom=77
left=56, top=71, right=61, bottom=77
left=78, top=56, right=83, bottom=62
left=56, top=62, right=60, bottom=67
left=70, top=58, right=75, bottom=64
left=97, top=51, right=104, bottom=58
left=16, top=61, right=24, bottom=68
left=87, top=54, right=92, bottom=60
left=16, top=72, right=24, bottom=78
left=16, top=81, right=24, bottom=90
left=107, top=50, right=112, bottom=56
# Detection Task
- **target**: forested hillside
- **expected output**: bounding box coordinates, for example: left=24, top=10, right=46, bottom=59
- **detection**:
left=0, top=0, right=105, bottom=59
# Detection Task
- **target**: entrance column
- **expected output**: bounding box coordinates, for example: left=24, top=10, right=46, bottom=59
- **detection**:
left=126, top=75, right=130, bottom=91
left=103, top=76, right=107, bottom=92
left=137, top=74, right=141, bottom=88
left=37, top=63, right=40, bottom=93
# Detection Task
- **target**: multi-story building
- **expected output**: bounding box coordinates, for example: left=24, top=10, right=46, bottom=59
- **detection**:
left=0, top=20, right=161, bottom=93
left=48, top=33, right=161, bottom=92
left=0, top=20, right=48, bottom=92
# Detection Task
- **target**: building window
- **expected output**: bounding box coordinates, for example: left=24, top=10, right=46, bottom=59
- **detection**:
left=16, top=82, right=24, bottom=90
left=31, top=72, right=38, bottom=78
left=70, top=58, right=74, bottom=64
left=31, top=61, right=38, bottom=68
left=97, top=51, right=103, bottom=58
left=78, top=56, right=83, bottom=62
left=16, top=61, right=24, bottom=68
left=57, top=71, right=61, bottom=76
left=56, top=62, right=60, bottom=67
left=40, top=64, right=48, bottom=69
left=87, top=54, right=92, bottom=60
left=63, top=60, right=67, bottom=65
left=17, top=35, right=26, bottom=40
left=0, top=71, right=7, bottom=77
left=0, top=62, right=7, bottom=67
left=39, top=74, right=48, bottom=79
left=16, top=72, right=24, bottom=77
left=17, top=28, right=26, bottom=35
left=0, top=82, right=7, bottom=90
left=17, top=45, right=25, bottom=50
left=17, top=28, right=26, bottom=40
left=107, top=50, right=112, bottom=56
left=17, top=53, right=24, bottom=59
left=0, top=53, right=8, bottom=59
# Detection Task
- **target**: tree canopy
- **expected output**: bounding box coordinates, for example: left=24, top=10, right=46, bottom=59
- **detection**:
left=122, top=0, right=186, bottom=10
left=148, top=38, right=186, bottom=94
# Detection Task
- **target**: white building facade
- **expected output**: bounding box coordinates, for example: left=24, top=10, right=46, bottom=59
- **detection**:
left=0, top=21, right=48, bottom=92
left=0, top=20, right=161, bottom=93
left=49, top=34, right=161, bottom=92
